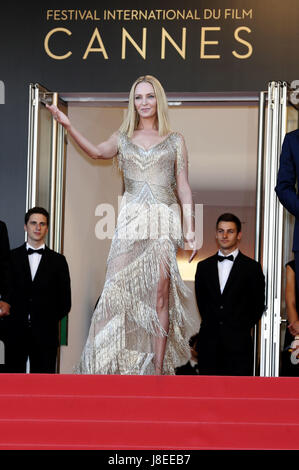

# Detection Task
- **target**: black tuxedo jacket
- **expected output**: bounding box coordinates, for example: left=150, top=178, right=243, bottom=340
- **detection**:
left=195, top=251, right=265, bottom=374
left=275, top=129, right=299, bottom=251
left=175, top=361, right=199, bottom=375
left=4, top=244, right=71, bottom=347
left=0, top=221, right=11, bottom=304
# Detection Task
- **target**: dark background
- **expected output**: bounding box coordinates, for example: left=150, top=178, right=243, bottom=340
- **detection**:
left=1, top=0, right=298, bottom=247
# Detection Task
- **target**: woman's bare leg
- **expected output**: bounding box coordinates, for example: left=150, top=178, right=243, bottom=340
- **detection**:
left=154, top=269, right=170, bottom=375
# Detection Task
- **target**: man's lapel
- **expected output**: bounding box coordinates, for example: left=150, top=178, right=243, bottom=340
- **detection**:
left=21, top=243, right=33, bottom=286
left=210, top=253, right=222, bottom=298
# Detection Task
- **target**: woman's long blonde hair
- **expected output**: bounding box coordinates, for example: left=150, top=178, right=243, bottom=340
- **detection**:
left=119, top=75, right=171, bottom=137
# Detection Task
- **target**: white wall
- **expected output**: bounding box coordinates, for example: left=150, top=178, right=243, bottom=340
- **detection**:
left=169, top=106, right=258, bottom=195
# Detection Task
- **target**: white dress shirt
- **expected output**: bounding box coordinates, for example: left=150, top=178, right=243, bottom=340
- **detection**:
left=26, top=242, right=45, bottom=281
left=217, top=248, right=239, bottom=294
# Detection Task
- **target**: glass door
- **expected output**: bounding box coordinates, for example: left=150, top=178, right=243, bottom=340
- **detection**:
left=259, top=81, right=299, bottom=377
left=26, top=83, right=68, bottom=371
left=27, top=83, right=67, bottom=250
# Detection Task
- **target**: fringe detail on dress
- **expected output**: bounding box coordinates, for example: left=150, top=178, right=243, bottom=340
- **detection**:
left=96, top=239, right=181, bottom=336
left=75, top=238, right=191, bottom=375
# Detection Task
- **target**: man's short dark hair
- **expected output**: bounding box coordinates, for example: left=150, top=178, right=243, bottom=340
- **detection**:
left=216, top=213, right=242, bottom=233
left=25, top=207, right=49, bottom=226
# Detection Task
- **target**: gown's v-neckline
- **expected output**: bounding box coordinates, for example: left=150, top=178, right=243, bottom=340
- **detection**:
left=127, top=132, right=174, bottom=152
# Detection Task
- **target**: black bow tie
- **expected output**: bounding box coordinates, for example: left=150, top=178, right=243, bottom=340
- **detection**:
left=27, top=248, right=45, bottom=255
left=217, top=254, right=234, bottom=262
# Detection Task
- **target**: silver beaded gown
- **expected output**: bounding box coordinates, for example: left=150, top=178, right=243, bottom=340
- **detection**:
left=76, top=131, right=191, bottom=375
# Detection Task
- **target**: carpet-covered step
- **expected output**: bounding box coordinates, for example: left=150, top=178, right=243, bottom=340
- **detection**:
left=0, top=375, right=298, bottom=449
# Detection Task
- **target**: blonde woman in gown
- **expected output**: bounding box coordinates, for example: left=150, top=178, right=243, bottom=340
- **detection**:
left=47, top=76, right=198, bottom=375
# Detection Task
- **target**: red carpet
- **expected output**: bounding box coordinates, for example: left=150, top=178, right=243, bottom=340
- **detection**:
left=0, top=374, right=298, bottom=449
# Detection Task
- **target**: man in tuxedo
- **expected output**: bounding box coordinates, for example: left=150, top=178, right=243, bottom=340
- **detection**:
left=4, top=207, right=71, bottom=373
left=195, top=213, right=265, bottom=376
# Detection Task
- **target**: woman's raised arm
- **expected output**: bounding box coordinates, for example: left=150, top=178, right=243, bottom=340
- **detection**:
left=46, top=104, right=118, bottom=160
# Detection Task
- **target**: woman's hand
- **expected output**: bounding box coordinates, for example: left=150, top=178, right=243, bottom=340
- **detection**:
left=0, top=301, right=10, bottom=317
left=288, top=320, right=299, bottom=336
left=46, top=104, right=71, bottom=130
left=185, top=232, right=198, bottom=263
left=188, top=248, right=198, bottom=263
